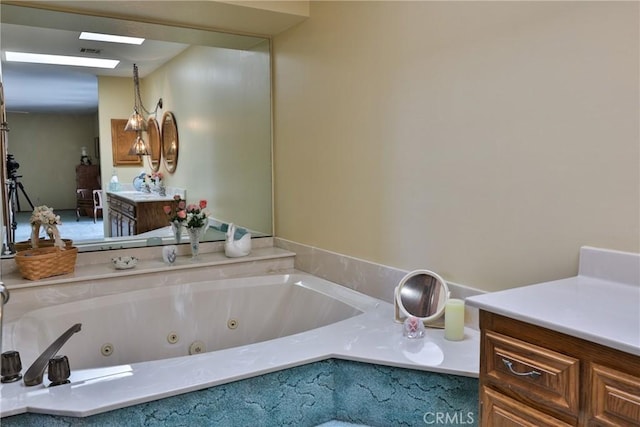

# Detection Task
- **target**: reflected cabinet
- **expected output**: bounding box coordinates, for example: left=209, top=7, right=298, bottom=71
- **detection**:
left=107, top=194, right=176, bottom=237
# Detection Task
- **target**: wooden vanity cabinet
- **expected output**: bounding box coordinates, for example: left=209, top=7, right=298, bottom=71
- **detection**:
left=107, top=194, right=174, bottom=237
left=479, top=311, right=640, bottom=426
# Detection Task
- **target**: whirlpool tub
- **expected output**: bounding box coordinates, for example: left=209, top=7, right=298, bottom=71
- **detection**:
left=7, top=274, right=365, bottom=370
left=0, top=273, right=479, bottom=418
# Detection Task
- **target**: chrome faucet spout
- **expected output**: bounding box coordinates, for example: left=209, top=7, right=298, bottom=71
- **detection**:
left=23, top=323, right=81, bottom=386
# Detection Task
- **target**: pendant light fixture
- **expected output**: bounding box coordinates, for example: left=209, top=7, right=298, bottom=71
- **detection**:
left=125, top=64, right=162, bottom=156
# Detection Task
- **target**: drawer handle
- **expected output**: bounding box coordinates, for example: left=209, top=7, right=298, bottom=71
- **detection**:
left=502, top=358, right=542, bottom=379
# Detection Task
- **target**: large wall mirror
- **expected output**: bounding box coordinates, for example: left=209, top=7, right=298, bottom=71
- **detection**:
left=0, top=3, right=273, bottom=255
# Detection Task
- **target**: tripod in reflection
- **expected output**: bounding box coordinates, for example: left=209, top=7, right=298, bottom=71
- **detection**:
left=7, top=175, right=34, bottom=237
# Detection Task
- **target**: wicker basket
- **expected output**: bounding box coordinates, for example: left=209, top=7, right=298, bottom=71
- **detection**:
left=14, top=238, right=74, bottom=252
left=14, top=246, right=78, bottom=280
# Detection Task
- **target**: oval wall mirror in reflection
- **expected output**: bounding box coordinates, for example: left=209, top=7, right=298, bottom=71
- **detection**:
left=146, top=117, right=161, bottom=173
left=161, top=111, right=179, bottom=174
left=394, top=269, right=450, bottom=325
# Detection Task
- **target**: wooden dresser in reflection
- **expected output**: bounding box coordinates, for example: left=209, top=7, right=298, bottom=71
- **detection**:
left=75, top=164, right=100, bottom=217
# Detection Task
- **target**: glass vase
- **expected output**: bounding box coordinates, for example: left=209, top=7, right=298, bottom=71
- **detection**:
left=171, top=221, right=183, bottom=245
left=187, top=226, right=206, bottom=258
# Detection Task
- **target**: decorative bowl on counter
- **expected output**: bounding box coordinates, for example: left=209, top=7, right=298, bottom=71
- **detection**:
left=111, top=256, right=138, bottom=270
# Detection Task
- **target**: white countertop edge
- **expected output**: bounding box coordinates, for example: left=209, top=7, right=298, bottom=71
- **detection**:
left=467, top=275, right=640, bottom=356
left=0, top=303, right=480, bottom=418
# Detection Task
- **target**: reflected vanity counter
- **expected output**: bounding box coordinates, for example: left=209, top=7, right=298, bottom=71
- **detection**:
left=106, top=189, right=181, bottom=237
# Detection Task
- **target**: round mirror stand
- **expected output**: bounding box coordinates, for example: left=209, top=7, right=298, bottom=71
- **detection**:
left=394, top=269, right=450, bottom=326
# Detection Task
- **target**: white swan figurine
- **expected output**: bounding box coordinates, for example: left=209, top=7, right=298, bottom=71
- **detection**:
left=224, top=223, right=251, bottom=258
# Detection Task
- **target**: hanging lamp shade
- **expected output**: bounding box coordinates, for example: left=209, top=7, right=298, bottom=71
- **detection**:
left=124, top=108, right=147, bottom=132
left=128, top=133, right=150, bottom=156
left=124, top=64, right=162, bottom=156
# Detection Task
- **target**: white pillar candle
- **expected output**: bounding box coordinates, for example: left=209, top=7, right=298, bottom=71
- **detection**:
left=444, top=298, right=465, bottom=341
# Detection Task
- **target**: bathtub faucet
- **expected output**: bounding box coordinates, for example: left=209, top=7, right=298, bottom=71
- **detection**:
left=23, top=323, right=82, bottom=386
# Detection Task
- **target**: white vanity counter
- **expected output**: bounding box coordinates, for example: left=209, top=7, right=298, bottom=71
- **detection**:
left=466, top=246, right=640, bottom=356
left=106, top=190, right=176, bottom=203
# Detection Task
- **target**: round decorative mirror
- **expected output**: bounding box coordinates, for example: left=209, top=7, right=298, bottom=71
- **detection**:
left=161, top=111, right=179, bottom=173
left=146, top=117, right=161, bottom=172
left=395, top=269, right=449, bottom=324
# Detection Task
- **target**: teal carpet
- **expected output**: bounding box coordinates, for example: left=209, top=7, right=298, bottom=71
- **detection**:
left=13, top=209, right=105, bottom=243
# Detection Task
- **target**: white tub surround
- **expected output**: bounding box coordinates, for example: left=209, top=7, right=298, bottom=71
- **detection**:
left=0, top=273, right=480, bottom=418
left=1, top=240, right=295, bottom=323
left=275, top=238, right=484, bottom=328
left=467, top=246, right=640, bottom=356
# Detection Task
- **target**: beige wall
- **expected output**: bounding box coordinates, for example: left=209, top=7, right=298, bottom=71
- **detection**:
left=97, top=76, right=141, bottom=186
left=142, top=43, right=272, bottom=233
left=6, top=112, right=98, bottom=210
left=273, top=1, right=640, bottom=291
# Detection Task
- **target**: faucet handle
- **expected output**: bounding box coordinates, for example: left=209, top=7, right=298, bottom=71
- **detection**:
left=1, top=351, right=22, bottom=383
left=23, top=323, right=81, bottom=386
left=48, top=355, right=71, bottom=386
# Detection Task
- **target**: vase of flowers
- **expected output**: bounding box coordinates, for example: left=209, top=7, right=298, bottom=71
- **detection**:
left=147, top=171, right=164, bottom=194
left=164, top=195, right=187, bottom=244
left=170, top=220, right=183, bottom=245
left=185, top=200, right=209, bottom=258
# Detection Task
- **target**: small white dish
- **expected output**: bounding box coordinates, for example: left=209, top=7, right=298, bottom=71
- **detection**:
left=112, top=256, right=138, bottom=270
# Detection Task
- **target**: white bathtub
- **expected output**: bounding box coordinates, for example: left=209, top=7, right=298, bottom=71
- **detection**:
left=6, top=274, right=363, bottom=370
left=1, top=273, right=480, bottom=418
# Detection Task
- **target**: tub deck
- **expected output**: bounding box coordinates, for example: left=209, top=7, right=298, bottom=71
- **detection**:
left=1, top=273, right=479, bottom=418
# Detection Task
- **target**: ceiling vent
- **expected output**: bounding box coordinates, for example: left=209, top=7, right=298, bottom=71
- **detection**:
left=80, top=48, right=102, bottom=55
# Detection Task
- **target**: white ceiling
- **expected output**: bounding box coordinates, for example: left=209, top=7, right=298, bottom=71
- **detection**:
left=1, top=23, right=190, bottom=114
left=0, top=2, right=274, bottom=115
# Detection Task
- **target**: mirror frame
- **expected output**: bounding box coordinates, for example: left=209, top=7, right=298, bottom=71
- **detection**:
left=0, top=82, right=10, bottom=250
left=146, top=117, right=161, bottom=172
left=394, top=269, right=449, bottom=324
left=161, top=111, right=179, bottom=174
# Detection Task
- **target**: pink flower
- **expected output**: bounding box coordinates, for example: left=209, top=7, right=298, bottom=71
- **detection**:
left=178, top=201, right=186, bottom=209
left=163, top=206, right=172, bottom=215
left=199, top=200, right=207, bottom=209
left=177, top=210, right=187, bottom=219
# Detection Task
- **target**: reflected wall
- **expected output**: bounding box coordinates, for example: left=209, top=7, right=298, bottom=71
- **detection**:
left=98, top=44, right=272, bottom=235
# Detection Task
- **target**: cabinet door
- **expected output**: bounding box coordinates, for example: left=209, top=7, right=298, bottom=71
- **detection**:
left=122, top=216, right=136, bottom=236
left=108, top=208, right=119, bottom=237
left=481, top=387, right=574, bottom=427
left=588, top=363, right=640, bottom=426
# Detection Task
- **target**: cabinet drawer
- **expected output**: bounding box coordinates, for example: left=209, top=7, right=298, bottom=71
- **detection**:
left=481, top=386, right=574, bottom=427
left=484, top=330, right=579, bottom=416
left=589, top=363, right=640, bottom=426
left=107, top=196, right=136, bottom=218
left=120, top=202, right=135, bottom=218
left=108, top=196, right=121, bottom=210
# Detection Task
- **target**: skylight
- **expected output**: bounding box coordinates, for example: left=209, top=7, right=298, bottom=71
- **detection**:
left=5, top=51, right=119, bottom=69
left=79, top=32, right=145, bottom=45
